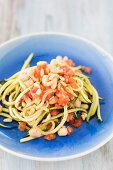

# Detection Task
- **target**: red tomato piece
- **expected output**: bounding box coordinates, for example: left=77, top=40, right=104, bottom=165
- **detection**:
left=70, top=82, right=78, bottom=89
left=46, top=93, right=53, bottom=100
left=44, top=134, right=56, bottom=140
left=68, top=77, right=74, bottom=83
left=67, top=126, right=73, bottom=135
left=31, top=87, right=38, bottom=93
left=34, top=69, right=41, bottom=78
left=47, top=123, right=52, bottom=129
left=65, top=59, right=75, bottom=67
left=69, top=117, right=83, bottom=128
left=66, top=112, right=74, bottom=122
left=59, top=65, right=74, bottom=77
left=18, top=122, right=26, bottom=131
left=56, top=88, right=71, bottom=106
left=40, top=84, right=46, bottom=91
left=58, top=95, right=70, bottom=106
left=50, top=110, right=60, bottom=116
left=68, top=77, right=78, bottom=89
left=37, top=63, right=48, bottom=74
left=25, top=91, right=33, bottom=99
left=82, top=67, right=92, bottom=74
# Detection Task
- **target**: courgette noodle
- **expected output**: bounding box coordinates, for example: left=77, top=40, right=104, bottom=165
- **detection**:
left=0, top=54, right=103, bottom=142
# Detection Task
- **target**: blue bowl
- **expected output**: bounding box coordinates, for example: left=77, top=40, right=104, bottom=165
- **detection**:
left=0, top=33, right=113, bottom=161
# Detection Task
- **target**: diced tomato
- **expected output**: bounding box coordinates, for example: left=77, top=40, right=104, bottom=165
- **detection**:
left=31, top=84, right=46, bottom=100
left=57, top=94, right=70, bottom=106
left=59, top=65, right=74, bottom=77
left=47, top=123, right=52, bottom=129
left=34, top=69, right=41, bottom=78
left=46, top=93, right=53, bottom=100
left=34, top=91, right=44, bottom=100
left=70, top=82, right=78, bottom=89
left=18, top=122, right=26, bottom=131
left=56, top=88, right=70, bottom=106
left=29, top=87, right=38, bottom=99
left=56, top=89, right=70, bottom=106
left=68, top=77, right=78, bottom=89
left=69, top=117, right=83, bottom=128
left=55, top=103, right=62, bottom=108
left=67, top=92, right=73, bottom=99
left=44, top=134, right=56, bottom=140
left=31, top=87, right=38, bottom=93
left=67, top=126, right=73, bottom=135
left=65, top=59, right=75, bottom=67
left=67, top=70, right=74, bottom=77
left=46, top=92, right=54, bottom=100
left=40, top=84, right=46, bottom=91
left=82, top=66, right=92, bottom=74
left=37, top=63, right=48, bottom=74
left=68, top=77, right=74, bottom=83
left=50, top=110, right=60, bottom=116
left=66, top=112, right=74, bottom=122
left=64, top=75, right=69, bottom=79
left=25, top=92, right=33, bottom=100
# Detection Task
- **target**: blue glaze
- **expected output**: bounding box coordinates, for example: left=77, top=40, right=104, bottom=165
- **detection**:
left=0, top=33, right=113, bottom=160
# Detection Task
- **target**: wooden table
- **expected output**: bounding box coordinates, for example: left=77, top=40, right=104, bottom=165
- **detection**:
left=0, top=0, right=113, bottom=170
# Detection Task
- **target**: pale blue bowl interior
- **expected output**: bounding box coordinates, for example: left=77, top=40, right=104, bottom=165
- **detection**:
left=0, top=34, right=113, bottom=159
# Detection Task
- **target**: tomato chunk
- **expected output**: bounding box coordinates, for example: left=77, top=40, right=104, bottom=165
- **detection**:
left=68, top=77, right=78, bottom=89
left=56, top=89, right=70, bottom=106
left=58, top=96, right=70, bottom=106
left=66, top=112, right=74, bottom=122
left=82, top=66, right=92, bottom=74
left=18, top=122, right=26, bottom=131
left=37, top=63, right=48, bottom=74
left=44, top=134, right=56, bottom=140
left=59, top=65, right=74, bottom=77
left=25, top=91, right=33, bottom=99
left=50, top=110, right=60, bottom=116
left=46, top=93, right=54, bottom=100
left=34, top=69, right=41, bottom=78
left=69, top=117, right=83, bottom=128
left=31, top=87, right=38, bottom=93
left=65, top=59, right=75, bottom=67
left=67, top=126, right=73, bottom=135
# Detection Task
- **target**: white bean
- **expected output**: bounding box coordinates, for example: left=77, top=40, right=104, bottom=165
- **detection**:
left=63, top=56, right=68, bottom=60
left=29, top=128, right=42, bottom=138
left=51, top=77, right=58, bottom=89
left=37, top=61, right=47, bottom=65
left=42, top=75, right=49, bottom=86
left=81, top=104, right=89, bottom=109
left=75, top=98, right=81, bottom=107
left=40, top=69, right=44, bottom=77
left=81, top=112, right=87, bottom=120
left=58, top=126, right=68, bottom=136
left=36, top=89, right=42, bottom=95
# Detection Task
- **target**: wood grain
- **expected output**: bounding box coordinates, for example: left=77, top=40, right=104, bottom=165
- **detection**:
left=0, top=0, right=113, bottom=169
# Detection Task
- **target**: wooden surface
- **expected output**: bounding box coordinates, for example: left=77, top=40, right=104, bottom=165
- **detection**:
left=0, top=0, right=113, bottom=169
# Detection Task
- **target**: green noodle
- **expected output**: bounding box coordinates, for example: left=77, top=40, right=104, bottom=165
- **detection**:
left=0, top=54, right=103, bottom=143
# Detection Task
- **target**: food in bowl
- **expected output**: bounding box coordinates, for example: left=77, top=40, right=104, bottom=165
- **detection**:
left=0, top=53, right=102, bottom=142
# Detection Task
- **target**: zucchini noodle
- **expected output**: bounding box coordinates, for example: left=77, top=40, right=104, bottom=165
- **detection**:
left=0, top=54, right=103, bottom=143
left=39, top=105, right=68, bottom=135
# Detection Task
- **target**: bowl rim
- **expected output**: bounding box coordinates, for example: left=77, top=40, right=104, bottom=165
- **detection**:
left=0, top=32, right=113, bottom=161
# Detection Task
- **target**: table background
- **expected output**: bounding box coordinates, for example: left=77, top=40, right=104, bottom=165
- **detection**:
left=0, top=0, right=113, bottom=170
